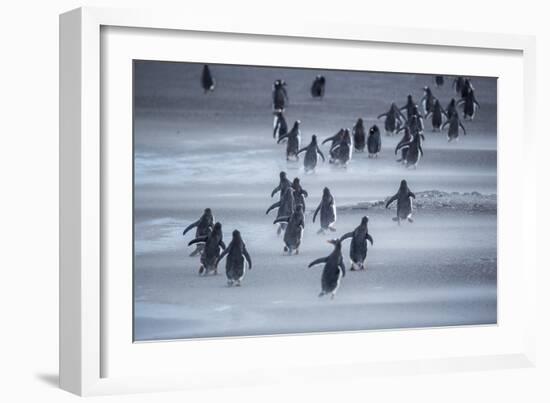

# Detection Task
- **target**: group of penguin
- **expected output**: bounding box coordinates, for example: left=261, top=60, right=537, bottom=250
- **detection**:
left=184, top=65, right=480, bottom=297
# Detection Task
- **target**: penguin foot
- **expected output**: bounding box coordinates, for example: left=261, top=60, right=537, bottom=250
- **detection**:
left=235, top=281, right=241, bottom=287
left=317, top=229, right=325, bottom=235
left=392, top=217, right=399, bottom=222
left=331, top=293, right=336, bottom=300
left=198, top=265, right=205, bottom=275
left=318, top=292, right=325, bottom=298
left=227, top=280, right=234, bottom=287
left=283, top=246, right=289, bottom=252
left=295, top=248, right=299, bottom=255
left=328, top=226, right=336, bottom=232
left=407, top=216, right=414, bottom=223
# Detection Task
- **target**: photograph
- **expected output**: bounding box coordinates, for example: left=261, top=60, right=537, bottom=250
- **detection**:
left=133, top=60, right=497, bottom=342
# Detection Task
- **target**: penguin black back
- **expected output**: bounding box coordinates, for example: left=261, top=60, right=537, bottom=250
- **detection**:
left=201, top=64, right=215, bottom=93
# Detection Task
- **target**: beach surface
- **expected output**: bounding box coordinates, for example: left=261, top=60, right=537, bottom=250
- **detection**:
left=133, top=62, right=497, bottom=341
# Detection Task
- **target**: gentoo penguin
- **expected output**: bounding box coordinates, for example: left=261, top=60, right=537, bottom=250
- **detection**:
left=291, top=177, right=308, bottom=210
left=272, top=79, right=288, bottom=111
left=435, top=75, right=445, bottom=87
left=308, top=239, right=346, bottom=299
left=395, top=127, right=413, bottom=163
left=201, top=65, right=216, bottom=93
left=407, top=105, right=425, bottom=134
left=366, top=125, right=382, bottom=158
left=460, top=78, right=474, bottom=100
left=297, top=135, right=325, bottom=172
left=322, top=129, right=345, bottom=162
left=385, top=180, right=416, bottom=224
left=352, top=118, right=366, bottom=152
left=442, top=111, right=467, bottom=142
left=310, top=75, right=326, bottom=98
left=453, top=76, right=466, bottom=95
left=216, top=229, right=252, bottom=287
left=395, top=131, right=424, bottom=168
left=271, top=171, right=292, bottom=199
left=400, top=94, right=416, bottom=120
left=188, top=222, right=225, bottom=275
left=457, top=88, right=480, bottom=120
left=266, top=186, right=295, bottom=235
left=447, top=98, right=458, bottom=119
left=273, top=204, right=305, bottom=255
left=313, top=187, right=337, bottom=234
left=426, top=99, right=447, bottom=131
left=273, top=111, right=288, bottom=141
left=182, top=208, right=215, bottom=257
left=277, top=120, right=301, bottom=161
left=421, top=86, right=436, bottom=116
left=340, top=216, right=374, bottom=271
left=378, top=103, right=406, bottom=136
left=331, top=129, right=353, bottom=166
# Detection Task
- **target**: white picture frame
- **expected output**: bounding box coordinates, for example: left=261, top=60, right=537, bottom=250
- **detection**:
left=59, top=6, right=538, bottom=396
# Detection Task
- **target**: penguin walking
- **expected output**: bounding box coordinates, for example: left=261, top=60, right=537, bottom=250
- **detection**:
left=435, top=75, right=445, bottom=87
left=446, top=98, right=458, bottom=119
left=273, top=111, right=288, bottom=141
left=426, top=99, right=447, bottom=131
left=272, top=79, right=288, bottom=111
left=352, top=118, right=366, bottom=152
left=442, top=111, right=467, bottom=142
left=330, top=129, right=353, bottom=166
left=266, top=187, right=295, bottom=235
left=340, top=216, right=374, bottom=271
left=273, top=204, right=305, bottom=255
left=366, top=125, right=382, bottom=158
left=400, top=95, right=416, bottom=120
left=201, top=65, right=216, bottom=93
left=407, top=105, right=425, bottom=134
left=460, top=79, right=474, bottom=100
left=216, top=230, right=252, bottom=287
left=308, top=239, right=346, bottom=299
left=292, top=177, right=308, bottom=210
left=297, top=135, right=325, bottom=172
left=457, top=89, right=480, bottom=120
left=385, top=180, right=416, bottom=225
left=277, top=120, right=301, bottom=161
left=310, top=75, right=326, bottom=99
left=453, top=76, right=466, bottom=95
left=421, top=86, right=436, bottom=117
left=322, top=129, right=345, bottom=162
left=395, top=127, right=413, bottom=163
left=313, top=187, right=337, bottom=234
left=270, top=171, right=292, bottom=199
left=378, top=103, right=406, bottom=136
left=182, top=208, right=215, bottom=257
left=395, top=131, right=424, bottom=168
left=188, top=222, right=225, bottom=275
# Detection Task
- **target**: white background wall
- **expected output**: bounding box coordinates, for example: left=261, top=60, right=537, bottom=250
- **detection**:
left=0, top=1, right=547, bottom=402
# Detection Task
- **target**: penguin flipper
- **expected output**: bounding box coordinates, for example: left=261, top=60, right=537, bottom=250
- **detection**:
left=182, top=219, right=199, bottom=235
left=243, top=244, right=252, bottom=270
left=366, top=233, right=374, bottom=246
left=308, top=257, right=328, bottom=268
left=273, top=216, right=290, bottom=225
left=312, top=204, right=321, bottom=223
left=340, top=232, right=353, bottom=241
left=188, top=236, right=208, bottom=246
left=266, top=201, right=281, bottom=215
left=317, top=147, right=325, bottom=162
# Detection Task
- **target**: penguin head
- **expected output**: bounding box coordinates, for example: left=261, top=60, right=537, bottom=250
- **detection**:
left=357, top=118, right=364, bottom=127
left=279, top=171, right=287, bottom=180
left=369, top=125, right=379, bottom=134
left=399, top=180, right=408, bottom=190
left=322, top=187, right=331, bottom=198
left=327, top=238, right=342, bottom=251
left=292, top=177, right=300, bottom=186
left=361, top=216, right=369, bottom=226
left=232, top=229, right=242, bottom=241
left=213, top=222, right=222, bottom=232
left=407, top=94, right=413, bottom=102
left=450, top=98, right=456, bottom=106
left=311, top=134, right=317, bottom=143
left=204, top=208, right=212, bottom=216
left=343, top=129, right=351, bottom=142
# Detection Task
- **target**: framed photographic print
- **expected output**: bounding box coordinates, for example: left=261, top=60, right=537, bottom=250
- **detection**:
left=60, top=7, right=538, bottom=396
